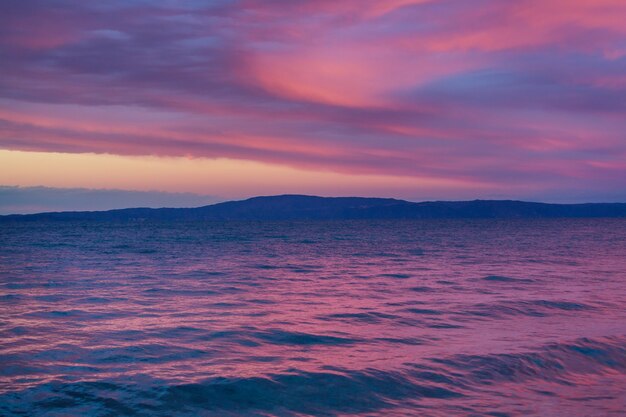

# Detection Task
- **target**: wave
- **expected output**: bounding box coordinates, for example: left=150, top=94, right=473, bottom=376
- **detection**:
left=458, top=299, right=595, bottom=319
left=0, top=368, right=461, bottom=416
left=318, top=311, right=400, bottom=324
left=3, top=336, right=623, bottom=416
left=428, top=336, right=626, bottom=386
left=481, top=275, right=536, bottom=283
left=167, top=328, right=360, bottom=347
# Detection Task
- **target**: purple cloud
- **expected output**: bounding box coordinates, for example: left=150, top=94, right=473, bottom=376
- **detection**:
left=1, top=0, right=625, bottom=200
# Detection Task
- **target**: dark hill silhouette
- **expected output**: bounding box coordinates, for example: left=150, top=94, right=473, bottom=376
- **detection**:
left=2, top=195, right=626, bottom=221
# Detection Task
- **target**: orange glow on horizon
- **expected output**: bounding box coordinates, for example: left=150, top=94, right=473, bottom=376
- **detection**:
left=0, top=150, right=492, bottom=200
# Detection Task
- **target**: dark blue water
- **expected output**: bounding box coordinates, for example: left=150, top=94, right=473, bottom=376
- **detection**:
left=1, top=219, right=625, bottom=416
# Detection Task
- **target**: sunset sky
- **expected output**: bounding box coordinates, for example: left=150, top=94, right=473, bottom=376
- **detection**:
left=1, top=0, right=626, bottom=213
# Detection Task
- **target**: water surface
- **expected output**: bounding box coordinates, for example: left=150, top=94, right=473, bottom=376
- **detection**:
left=1, top=219, right=625, bottom=416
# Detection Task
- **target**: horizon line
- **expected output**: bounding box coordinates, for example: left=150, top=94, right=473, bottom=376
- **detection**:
left=3, top=194, right=626, bottom=218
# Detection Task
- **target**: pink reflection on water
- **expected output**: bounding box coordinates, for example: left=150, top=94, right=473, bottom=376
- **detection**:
left=1, top=219, right=625, bottom=415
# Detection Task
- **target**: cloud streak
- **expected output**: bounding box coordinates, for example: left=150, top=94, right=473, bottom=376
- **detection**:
left=0, top=185, right=220, bottom=215
left=1, top=0, right=625, bottom=199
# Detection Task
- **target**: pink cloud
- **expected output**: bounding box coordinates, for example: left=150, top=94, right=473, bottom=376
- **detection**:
left=0, top=0, right=625, bottom=200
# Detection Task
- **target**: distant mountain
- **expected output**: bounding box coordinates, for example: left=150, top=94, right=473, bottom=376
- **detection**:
left=2, top=195, right=626, bottom=221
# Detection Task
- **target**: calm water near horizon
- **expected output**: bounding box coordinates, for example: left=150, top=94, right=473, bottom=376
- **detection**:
left=1, top=219, right=625, bottom=416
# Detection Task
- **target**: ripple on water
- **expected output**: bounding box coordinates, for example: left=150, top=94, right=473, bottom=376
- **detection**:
left=1, top=219, right=625, bottom=416
left=481, top=275, right=536, bottom=283
left=458, top=299, right=596, bottom=320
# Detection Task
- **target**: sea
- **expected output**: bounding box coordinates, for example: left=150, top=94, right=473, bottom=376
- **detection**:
left=0, top=219, right=625, bottom=416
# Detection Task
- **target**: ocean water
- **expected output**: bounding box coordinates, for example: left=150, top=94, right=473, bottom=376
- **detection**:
left=0, top=219, right=625, bottom=417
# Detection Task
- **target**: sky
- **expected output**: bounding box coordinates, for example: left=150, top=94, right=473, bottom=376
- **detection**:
left=1, top=0, right=626, bottom=213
